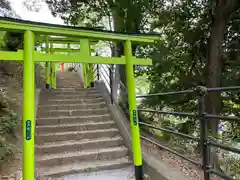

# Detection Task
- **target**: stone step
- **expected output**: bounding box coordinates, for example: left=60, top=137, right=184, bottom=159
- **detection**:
left=36, top=121, right=115, bottom=134
left=36, top=114, right=112, bottom=126
left=42, top=93, right=102, bottom=99
left=37, top=108, right=109, bottom=117
left=36, top=146, right=128, bottom=167
left=58, top=80, right=82, bottom=82
left=37, top=102, right=106, bottom=111
left=36, top=136, right=124, bottom=155
left=42, top=87, right=98, bottom=92
left=57, top=82, right=82, bottom=85
left=57, top=85, right=82, bottom=87
left=41, top=95, right=102, bottom=101
left=36, top=128, right=119, bottom=144
left=40, top=90, right=99, bottom=96
left=39, top=157, right=131, bottom=178
left=39, top=98, right=105, bottom=105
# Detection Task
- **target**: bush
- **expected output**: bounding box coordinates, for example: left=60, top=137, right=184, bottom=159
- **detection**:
left=220, top=155, right=240, bottom=179
left=0, top=110, right=19, bottom=136
left=0, top=111, right=19, bottom=165
left=68, top=67, right=76, bottom=72
left=0, top=90, right=20, bottom=166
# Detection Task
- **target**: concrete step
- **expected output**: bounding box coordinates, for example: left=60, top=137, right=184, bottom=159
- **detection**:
left=36, top=146, right=128, bottom=167
left=36, top=121, right=115, bottom=134
left=42, top=87, right=98, bottom=92
left=37, top=108, right=109, bottom=117
left=40, top=90, right=99, bottom=96
left=39, top=157, right=131, bottom=178
left=36, top=128, right=119, bottom=144
left=58, top=80, right=82, bottom=83
left=37, top=102, right=106, bottom=111
left=39, top=98, right=105, bottom=105
left=36, top=114, right=112, bottom=126
left=36, top=136, right=124, bottom=155
left=59, top=82, right=82, bottom=86
left=58, top=80, right=82, bottom=82
left=57, top=84, right=82, bottom=86
left=42, top=93, right=102, bottom=99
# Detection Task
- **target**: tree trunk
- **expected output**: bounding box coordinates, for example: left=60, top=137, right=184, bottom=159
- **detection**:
left=206, top=0, right=235, bottom=135
left=206, top=0, right=235, bottom=169
left=111, top=8, right=125, bottom=103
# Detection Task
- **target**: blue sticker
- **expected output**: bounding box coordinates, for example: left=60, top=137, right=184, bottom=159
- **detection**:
left=133, top=110, right=138, bottom=125
left=26, top=120, right=31, bottom=141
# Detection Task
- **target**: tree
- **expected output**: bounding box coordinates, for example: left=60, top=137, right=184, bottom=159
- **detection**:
left=25, top=0, right=159, bottom=84
left=0, top=0, right=12, bottom=10
left=206, top=0, right=238, bottom=135
left=140, top=0, right=240, bottom=171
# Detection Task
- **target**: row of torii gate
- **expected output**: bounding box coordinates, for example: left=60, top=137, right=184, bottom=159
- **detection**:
left=0, top=16, right=159, bottom=180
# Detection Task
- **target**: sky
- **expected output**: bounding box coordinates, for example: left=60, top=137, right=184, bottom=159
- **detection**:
left=9, top=0, right=63, bottom=25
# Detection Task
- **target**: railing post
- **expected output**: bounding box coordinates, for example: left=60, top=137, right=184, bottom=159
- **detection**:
left=53, top=63, right=56, bottom=88
left=109, top=65, right=114, bottom=104
left=23, top=30, right=35, bottom=180
left=83, top=63, right=88, bottom=88
left=45, top=62, right=50, bottom=89
left=89, top=63, right=94, bottom=87
left=125, top=40, right=143, bottom=180
left=197, top=86, right=210, bottom=180
left=86, top=64, right=90, bottom=88
left=97, top=64, right=100, bottom=80
left=45, top=37, right=50, bottom=89
left=50, top=62, right=56, bottom=89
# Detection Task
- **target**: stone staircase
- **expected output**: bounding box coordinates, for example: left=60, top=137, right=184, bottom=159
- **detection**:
left=36, top=72, right=131, bottom=178
left=56, top=71, right=83, bottom=88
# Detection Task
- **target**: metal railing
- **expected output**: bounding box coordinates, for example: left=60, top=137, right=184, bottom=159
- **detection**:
left=137, top=86, right=240, bottom=180
left=93, top=64, right=240, bottom=180
left=94, top=64, right=128, bottom=106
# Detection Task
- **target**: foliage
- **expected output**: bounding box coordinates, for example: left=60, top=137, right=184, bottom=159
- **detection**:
left=142, top=1, right=209, bottom=109
left=135, top=74, right=149, bottom=95
left=67, top=66, right=76, bottom=72
left=0, top=0, right=12, bottom=10
left=4, top=32, right=23, bottom=51
left=138, top=0, right=240, bottom=141
left=0, top=110, right=19, bottom=137
left=0, top=31, right=6, bottom=48
left=0, top=91, right=20, bottom=165
left=44, top=0, right=159, bottom=30
left=220, top=152, right=240, bottom=179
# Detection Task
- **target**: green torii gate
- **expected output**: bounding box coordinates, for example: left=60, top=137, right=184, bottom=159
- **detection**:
left=0, top=17, right=158, bottom=180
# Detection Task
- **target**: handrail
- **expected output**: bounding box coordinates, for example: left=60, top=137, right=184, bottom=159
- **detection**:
left=93, top=64, right=240, bottom=180
left=138, top=86, right=240, bottom=180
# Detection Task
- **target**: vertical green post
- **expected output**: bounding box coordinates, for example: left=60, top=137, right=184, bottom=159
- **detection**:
left=45, top=37, right=50, bottom=89
left=23, top=30, right=35, bottom=180
left=125, top=40, right=143, bottom=180
left=50, top=43, right=56, bottom=89
left=80, top=39, right=90, bottom=88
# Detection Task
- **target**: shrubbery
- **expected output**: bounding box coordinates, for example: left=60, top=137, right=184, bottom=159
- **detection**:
left=0, top=91, right=20, bottom=166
